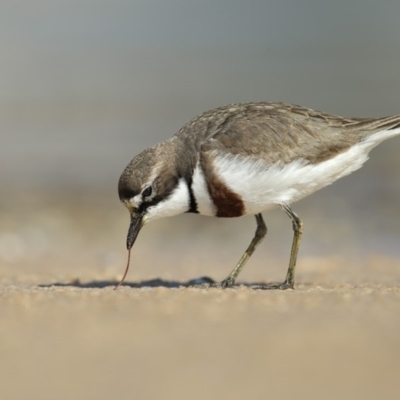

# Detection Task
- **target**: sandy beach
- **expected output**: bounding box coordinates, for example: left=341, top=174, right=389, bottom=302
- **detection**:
left=1, top=192, right=400, bottom=400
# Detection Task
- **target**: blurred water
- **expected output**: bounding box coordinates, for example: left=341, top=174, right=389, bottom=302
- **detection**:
left=2, top=1, right=400, bottom=185
left=1, top=1, right=400, bottom=258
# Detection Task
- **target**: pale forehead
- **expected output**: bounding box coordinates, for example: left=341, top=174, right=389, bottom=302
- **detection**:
left=121, top=193, right=141, bottom=212
left=127, top=194, right=142, bottom=209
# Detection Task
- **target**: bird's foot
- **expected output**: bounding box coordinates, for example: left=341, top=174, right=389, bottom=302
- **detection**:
left=195, top=278, right=235, bottom=289
left=255, top=280, right=294, bottom=290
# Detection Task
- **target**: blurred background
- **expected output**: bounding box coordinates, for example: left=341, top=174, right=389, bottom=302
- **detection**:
left=1, top=0, right=400, bottom=283
left=2, top=3, right=400, bottom=400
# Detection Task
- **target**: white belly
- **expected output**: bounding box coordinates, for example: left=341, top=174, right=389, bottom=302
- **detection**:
left=211, top=129, right=399, bottom=215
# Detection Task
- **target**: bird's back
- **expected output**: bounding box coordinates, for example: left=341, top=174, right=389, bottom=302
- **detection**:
left=176, top=102, right=400, bottom=165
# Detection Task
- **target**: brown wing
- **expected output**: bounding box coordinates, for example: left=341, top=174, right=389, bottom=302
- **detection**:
left=178, top=102, right=399, bottom=165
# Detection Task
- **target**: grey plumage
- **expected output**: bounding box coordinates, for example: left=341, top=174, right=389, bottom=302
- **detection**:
left=176, top=102, right=400, bottom=164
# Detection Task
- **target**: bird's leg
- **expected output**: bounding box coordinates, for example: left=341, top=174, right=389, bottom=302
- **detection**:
left=197, top=214, right=267, bottom=289
left=270, top=204, right=303, bottom=290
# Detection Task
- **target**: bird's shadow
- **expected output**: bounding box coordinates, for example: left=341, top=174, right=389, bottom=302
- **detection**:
left=38, top=276, right=289, bottom=290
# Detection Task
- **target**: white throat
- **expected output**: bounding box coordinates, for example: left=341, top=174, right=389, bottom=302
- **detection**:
left=192, top=162, right=216, bottom=216
left=143, top=178, right=190, bottom=223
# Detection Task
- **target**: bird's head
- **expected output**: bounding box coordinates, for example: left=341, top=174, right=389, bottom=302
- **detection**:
left=118, top=142, right=191, bottom=250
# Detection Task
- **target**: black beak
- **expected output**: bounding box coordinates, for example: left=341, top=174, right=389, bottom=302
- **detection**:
left=126, top=213, right=143, bottom=250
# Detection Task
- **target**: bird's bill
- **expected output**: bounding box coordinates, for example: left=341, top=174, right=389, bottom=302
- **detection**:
left=126, top=213, right=144, bottom=250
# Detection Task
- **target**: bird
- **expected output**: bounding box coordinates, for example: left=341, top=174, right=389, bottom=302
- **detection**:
left=117, top=102, right=400, bottom=289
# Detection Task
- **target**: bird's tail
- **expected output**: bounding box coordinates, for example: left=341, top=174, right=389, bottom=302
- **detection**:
left=352, top=114, right=400, bottom=147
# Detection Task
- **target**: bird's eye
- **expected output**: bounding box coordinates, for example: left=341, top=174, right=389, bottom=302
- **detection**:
left=142, top=186, right=152, bottom=198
